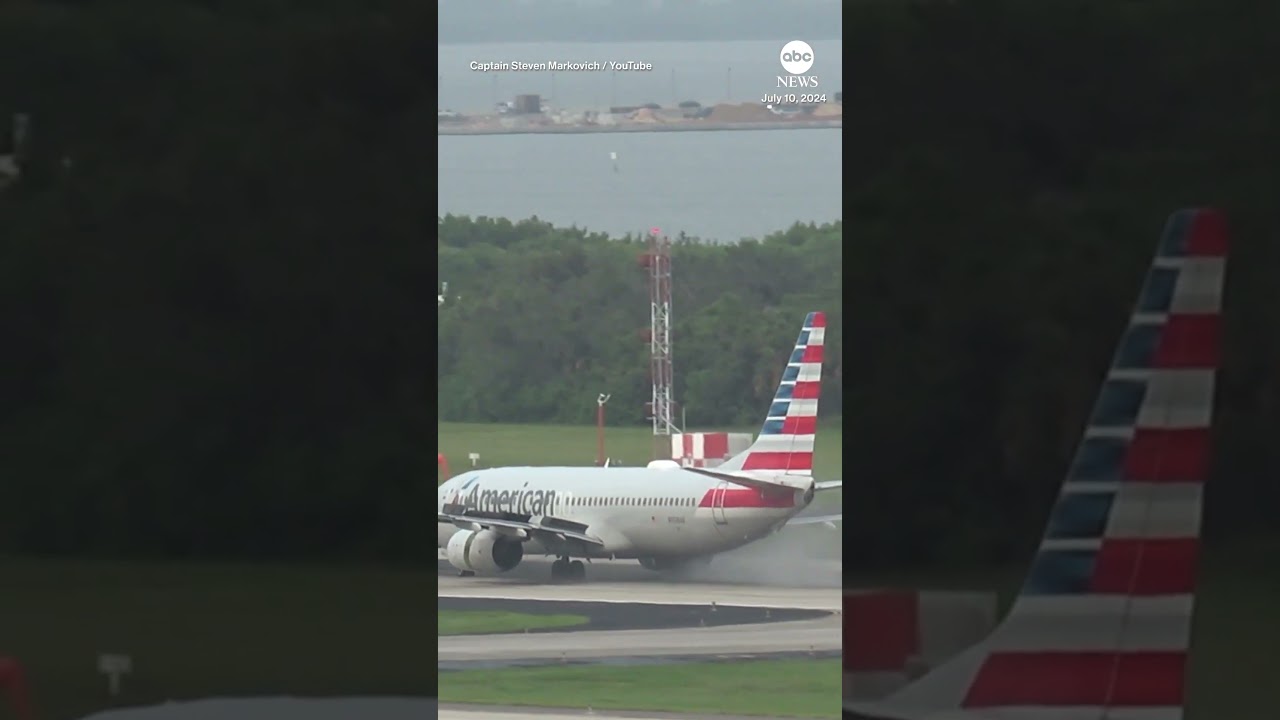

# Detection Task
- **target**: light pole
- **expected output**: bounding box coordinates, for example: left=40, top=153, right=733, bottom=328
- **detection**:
left=596, top=393, right=611, bottom=466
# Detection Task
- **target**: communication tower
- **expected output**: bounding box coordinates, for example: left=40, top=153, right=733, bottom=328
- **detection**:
left=639, top=228, right=679, bottom=457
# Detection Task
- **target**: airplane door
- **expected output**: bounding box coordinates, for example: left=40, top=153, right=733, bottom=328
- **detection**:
left=712, top=481, right=729, bottom=525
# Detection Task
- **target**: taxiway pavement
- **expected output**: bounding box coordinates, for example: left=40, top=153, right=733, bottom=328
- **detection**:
left=440, top=612, right=839, bottom=664
left=439, top=556, right=842, bottom=663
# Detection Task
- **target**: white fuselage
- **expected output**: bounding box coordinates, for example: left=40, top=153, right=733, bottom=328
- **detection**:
left=437, top=466, right=813, bottom=560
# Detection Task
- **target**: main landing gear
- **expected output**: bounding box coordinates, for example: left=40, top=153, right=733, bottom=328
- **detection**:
left=551, top=556, right=586, bottom=583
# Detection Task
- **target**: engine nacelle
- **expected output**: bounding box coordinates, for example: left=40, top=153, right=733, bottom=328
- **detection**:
left=446, top=529, right=524, bottom=574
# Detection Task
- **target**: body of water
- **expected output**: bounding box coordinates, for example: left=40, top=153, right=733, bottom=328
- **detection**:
left=438, top=128, right=841, bottom=243
left=439, top=38, right=841, bottom=242
left=438, top=39, right=843, bottom=114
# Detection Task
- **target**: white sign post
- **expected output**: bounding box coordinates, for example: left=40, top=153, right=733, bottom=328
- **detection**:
left=97, top=653, right=132, bottom=696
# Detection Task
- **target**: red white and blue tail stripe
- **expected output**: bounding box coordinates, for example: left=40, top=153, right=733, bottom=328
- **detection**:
left=846, top=208, right=1228, bottom=720
left=718, top=311, right=825, bottom=477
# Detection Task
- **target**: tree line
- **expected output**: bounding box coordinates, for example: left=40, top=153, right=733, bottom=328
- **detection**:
left=436, top=217, right=844, bottom=428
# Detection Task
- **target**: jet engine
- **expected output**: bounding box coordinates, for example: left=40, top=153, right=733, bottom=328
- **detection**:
left=446, top=529, right=524, bottom=574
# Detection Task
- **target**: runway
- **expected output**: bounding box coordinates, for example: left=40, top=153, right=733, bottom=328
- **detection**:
left=439, top=556, right=841, bottom=609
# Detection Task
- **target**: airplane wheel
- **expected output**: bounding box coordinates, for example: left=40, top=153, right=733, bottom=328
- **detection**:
left=569, top=560, right=586, bottom=582
left=551, top=558, right=570, bottom=582
left=459, top=570, right=475, bottom=577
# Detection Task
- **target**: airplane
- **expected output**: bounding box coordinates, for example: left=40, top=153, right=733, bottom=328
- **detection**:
left=844, top=207, right=1229, bottom=719
left=437, top=311, right=842, bottom=582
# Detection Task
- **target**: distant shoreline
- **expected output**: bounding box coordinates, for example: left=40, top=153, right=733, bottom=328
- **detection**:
left=437, top=120, right=842, bottom=136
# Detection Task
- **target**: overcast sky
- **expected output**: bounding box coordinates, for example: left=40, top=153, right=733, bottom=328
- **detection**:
left=438, top=0, right=842, bottom=44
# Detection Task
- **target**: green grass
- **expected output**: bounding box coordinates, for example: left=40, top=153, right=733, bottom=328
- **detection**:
left=0, top=555, right=435, bottom=720
left=438, top=417, right=844, bottom=510
left=439, top=659, right=842, bottom=718
left=438, top=610, right=588, bottom=636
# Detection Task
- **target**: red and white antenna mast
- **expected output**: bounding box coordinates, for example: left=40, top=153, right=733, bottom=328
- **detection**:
left=641, top=227, right=679, bottom=457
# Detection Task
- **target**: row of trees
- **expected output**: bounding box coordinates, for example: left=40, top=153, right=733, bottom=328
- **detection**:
left=437, top=217, right=844, bottom=428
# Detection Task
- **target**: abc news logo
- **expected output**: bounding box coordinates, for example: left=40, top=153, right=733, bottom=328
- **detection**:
left=777, top=40, right=818, bottom=88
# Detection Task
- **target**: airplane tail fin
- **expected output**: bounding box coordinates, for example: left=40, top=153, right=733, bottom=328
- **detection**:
left=717, top=311, right=825, bottom=478
left=847, top=208, right=1229, bottom=719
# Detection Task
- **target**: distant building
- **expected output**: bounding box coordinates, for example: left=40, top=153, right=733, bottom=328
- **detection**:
left=513, top=94, right=542, bottom=114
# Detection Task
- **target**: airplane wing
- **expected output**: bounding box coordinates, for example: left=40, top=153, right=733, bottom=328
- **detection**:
left=815, top=480, right=842, bottom=491
left=786, top=512, right=841, bottom=527
left=437, top=510, right=605, bottom=547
